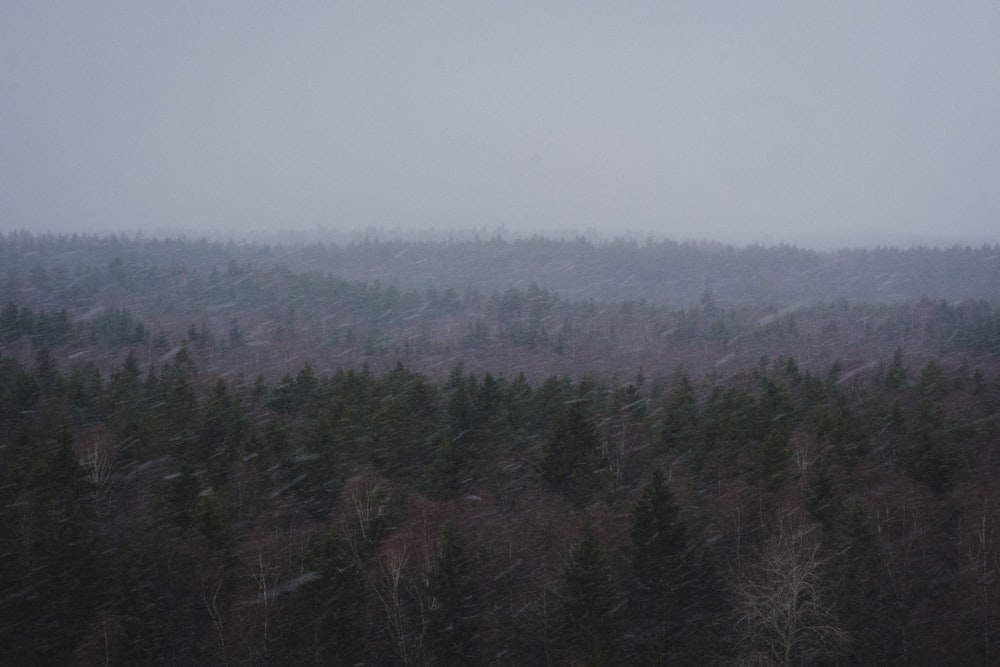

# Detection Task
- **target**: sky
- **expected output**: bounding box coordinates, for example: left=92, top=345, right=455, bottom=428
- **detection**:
left=2, top=2, right=999, bottom=248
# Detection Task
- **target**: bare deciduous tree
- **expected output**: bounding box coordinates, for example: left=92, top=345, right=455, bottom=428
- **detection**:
left=203, top=577, right=229, bottom=667
left=959, top=494, right=1000, bottom=663
left=375, top=545, right=426, bottom=666
left=249, top=549, right=276, bottom=663
left=734, top=528, right=848, bottom=666
left=351, top=473, right=389, bottom=544
left=81, top=436, right=115, bottom=492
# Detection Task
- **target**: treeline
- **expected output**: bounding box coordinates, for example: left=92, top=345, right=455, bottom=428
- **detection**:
left=1, top=301, right=150, bottom=349
left=3, top=231, right=999, bottom=307
left=2, top=346, right=999, bottom=664
left=4, top=275, right=1000, bottom=389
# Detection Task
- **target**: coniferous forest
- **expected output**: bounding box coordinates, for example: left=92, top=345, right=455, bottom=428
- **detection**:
left=3, top=231, right=1000, bottom=665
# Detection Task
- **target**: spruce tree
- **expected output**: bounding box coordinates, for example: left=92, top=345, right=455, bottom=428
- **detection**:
left=884, top=347, right=908, bottom=389
left=287, top=530, right=365, bottom=665
left=426, top=523, right=479, bottom=666
left=629, top=468, right=719, bottom=660
left=560, top=520, right=617, bottom=663
left=630, top=468, right=689, bottom=602
left=542, top=381, right=601, bottom=506
left=630, top=469, right=694, bottom=645
left=660, top=369, right=699, bottom=451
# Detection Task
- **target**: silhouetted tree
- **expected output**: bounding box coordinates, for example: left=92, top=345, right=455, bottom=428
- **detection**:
left=560, top=520, right=617, bottom=663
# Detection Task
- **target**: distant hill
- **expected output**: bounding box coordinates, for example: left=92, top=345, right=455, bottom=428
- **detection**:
left=3, top=231, right=997, bottom=307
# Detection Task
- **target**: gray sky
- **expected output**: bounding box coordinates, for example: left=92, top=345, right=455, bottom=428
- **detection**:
left=2, top=2, right=999, bottom=247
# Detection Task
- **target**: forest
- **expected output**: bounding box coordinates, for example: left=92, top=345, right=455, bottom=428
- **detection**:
left=2, top=231, right=1000, bottom=665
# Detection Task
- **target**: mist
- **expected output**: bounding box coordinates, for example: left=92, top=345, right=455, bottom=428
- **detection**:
left=2, top=2, right=999, bottom=248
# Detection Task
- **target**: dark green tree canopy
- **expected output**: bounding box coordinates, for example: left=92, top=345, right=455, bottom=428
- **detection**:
left=560, top=520, right=617, bottom=662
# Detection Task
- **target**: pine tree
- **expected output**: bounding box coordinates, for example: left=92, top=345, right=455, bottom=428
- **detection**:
left=542, top=381, right=601, bottom=506
left=834, top=502, right=893, bottom=663
left=422, top=435, right=470, bottom=500
left=630, top=468, right=689, bottom=603
left=755, top=425, right=790, bottom=489
left=903, top=401, right=959, bottom=493
left=660, top=369, right=699, bottom=451
left=560, top=520, right=617, bottom=663
left=884, top=347, right=908, bottom=389
left=426, top=523, right=479, bottom=666
left=628, top=467, right=722, bottom=662
left=286, top=530, right=365, bottom=665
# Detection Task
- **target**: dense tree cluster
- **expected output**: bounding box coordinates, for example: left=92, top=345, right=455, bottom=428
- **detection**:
left=1, top=232, right=999, bottom=664
left=3, top=233, right=1000, bottom=394
left=0, top=341, right=997, bottom=664
left=4, top=230, right=999, bottom=306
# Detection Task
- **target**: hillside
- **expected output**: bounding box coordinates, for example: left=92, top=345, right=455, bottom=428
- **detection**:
left=1, top=232, right=1000, bottom=664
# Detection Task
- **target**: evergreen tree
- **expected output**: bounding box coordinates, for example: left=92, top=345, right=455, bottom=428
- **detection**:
left=660, top=369, right=699, bottom=451
left=426, top=523, right=479, bottom=666
left=903, top=402, right=959, bottom=493
left=917, top=360, right=948, bottom=398
left=0, top=415, right=103, bottom=666
left=541, top=380, right=601, bottom=506
left=629, top=467, right=715, bottom=657
left=806, top=457, right=837, bottom=527
left=107, top=351, right=143, bottom=426
left=0, top=300, right=18, bottom=339
left=560, top=520, right=617, bottom=663
left=755, top=425, right=791, bottom=490
left=286, top=530, right=365, bottom=665
left=834, top=502, right=893, bottom=663
left=884, top=347, right=908, bottom=389
left=630, top=468, right=689, bottom=602
left=422, top=434, right=470, bottom=500
left=32, top=346, right=60, bottom=398
left=197, top=378, right=247, bottom=486
left=293, top=362, right=320, bottom=414
left=445, top=363, right=476, bottom=439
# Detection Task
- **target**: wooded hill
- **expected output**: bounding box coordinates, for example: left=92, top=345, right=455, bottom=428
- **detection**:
left=2, top=232, right=999, bottom=386
left=3, top=231, right=999, bottom=307
left=1, top=232, right=999, bottom=665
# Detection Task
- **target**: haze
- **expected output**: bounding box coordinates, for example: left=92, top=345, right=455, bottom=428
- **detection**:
left=2, top=2, right=998, bottom=248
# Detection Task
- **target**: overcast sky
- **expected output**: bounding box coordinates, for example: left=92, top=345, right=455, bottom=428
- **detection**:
left=2, top=2, right=998, bottom=247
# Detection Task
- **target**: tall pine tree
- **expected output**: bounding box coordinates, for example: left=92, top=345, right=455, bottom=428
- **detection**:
left=560, top=520, right=617, bottom=663
left=426, top=523, right=479, bottom=666
left=542, top=381, right=601, bottom=507
left=630, top=467, right=716, bottom=659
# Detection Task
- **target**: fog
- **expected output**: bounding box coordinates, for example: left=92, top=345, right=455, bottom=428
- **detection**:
left=2, top=2, right=998, bottom=248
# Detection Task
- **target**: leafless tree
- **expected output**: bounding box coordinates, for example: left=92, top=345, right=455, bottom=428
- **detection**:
left=734, top=527, right=848, bottom=665
left=351, top=473, right=389, bottom=543
left=81, top=437, right=115, bottom=492
left=375, top=545, right=426, bottom=666
left=959, top=495, right=1000, bottom=663
left=249, top=549, right=276, bottom=663
left=203, top=577, right=229, bottom=667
